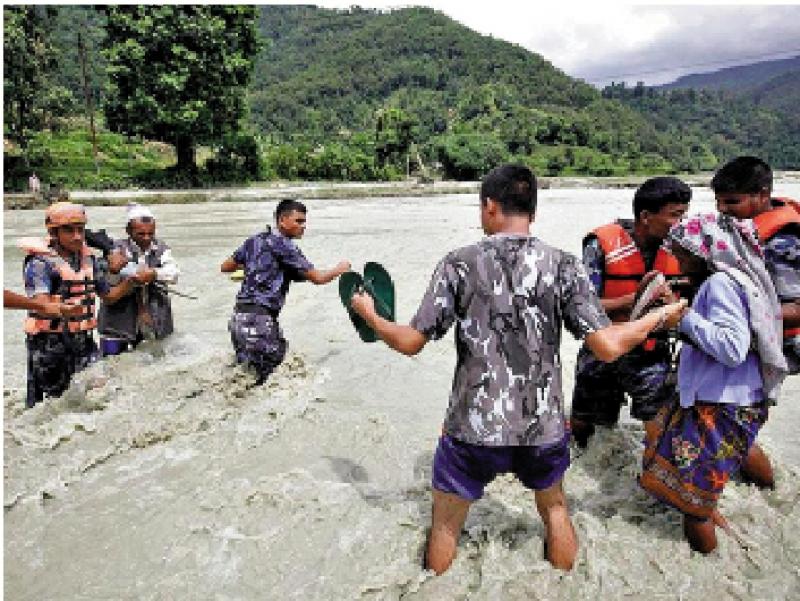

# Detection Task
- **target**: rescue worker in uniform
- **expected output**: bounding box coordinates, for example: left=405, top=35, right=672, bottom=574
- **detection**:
left=21, top=202, right=137, bottom=407
left=98, top=203, right=180, bottom=353
left=570, top=177, right=691, bottom=447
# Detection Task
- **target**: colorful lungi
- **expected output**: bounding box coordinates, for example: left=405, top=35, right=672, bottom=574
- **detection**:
left=639, top=400, right=768, bottom=519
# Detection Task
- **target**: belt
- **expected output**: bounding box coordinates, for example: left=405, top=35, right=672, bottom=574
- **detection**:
left=234, top=302, right=279, bottom=317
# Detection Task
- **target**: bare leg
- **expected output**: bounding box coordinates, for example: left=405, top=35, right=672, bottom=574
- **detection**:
left=683, top=514, right=717, bottom=553
left=643, top=418, right=660, bottom=445
left=535, top=481, right=578, bottom=570
left=740, top=443, right=774, bottom=489
left=426, top=490, right=471, bottom=575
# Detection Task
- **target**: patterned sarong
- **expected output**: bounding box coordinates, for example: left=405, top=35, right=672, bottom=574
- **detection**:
left=639, top=400, right=767, bottom=519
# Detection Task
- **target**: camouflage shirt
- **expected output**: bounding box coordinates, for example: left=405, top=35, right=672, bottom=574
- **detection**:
left=232, top=227, right=314, bottom=313
left=410, top=234, right=610, bottom=447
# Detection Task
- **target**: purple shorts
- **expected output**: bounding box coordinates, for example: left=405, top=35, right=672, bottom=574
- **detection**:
left=432, top=433, right=571, bottom=501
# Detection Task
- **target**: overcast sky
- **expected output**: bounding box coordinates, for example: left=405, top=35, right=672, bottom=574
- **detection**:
left=275, top=1, right=800, bottom=86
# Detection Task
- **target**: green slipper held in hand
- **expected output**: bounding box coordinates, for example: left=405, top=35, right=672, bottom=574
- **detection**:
left=338, top=261, right=395, bottom=343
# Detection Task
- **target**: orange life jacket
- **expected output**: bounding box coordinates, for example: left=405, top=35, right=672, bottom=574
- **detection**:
left=753, top=198, right=800, bottom=339
left=589, top=222, right=683, bottom=351
left=590, top=222, right=682, bottom=301
left=19, top=237, right=98, bottom=335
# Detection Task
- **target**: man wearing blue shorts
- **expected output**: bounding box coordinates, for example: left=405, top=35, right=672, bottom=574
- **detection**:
left=351, top=164, right=687, bottom=574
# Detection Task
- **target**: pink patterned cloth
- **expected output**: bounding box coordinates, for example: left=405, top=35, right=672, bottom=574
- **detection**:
left=667, top=213, right=788, bottom=401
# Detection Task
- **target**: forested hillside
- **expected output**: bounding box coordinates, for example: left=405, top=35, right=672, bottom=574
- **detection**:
left=607, top=56, right=800, bottom=169
left=4, top=4, right=800, bottom=192
left=249, top=5, right=717, bottom=177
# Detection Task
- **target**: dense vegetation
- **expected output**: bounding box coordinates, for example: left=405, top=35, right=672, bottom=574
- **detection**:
left=4, top=4, right=800, bottom=192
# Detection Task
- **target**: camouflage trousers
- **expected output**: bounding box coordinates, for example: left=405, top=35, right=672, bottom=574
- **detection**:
left=228, top=310, right=287, bottom=384
left=26, top=332, right=99, bottom=408
left=571, top=341, right=675, bottom=425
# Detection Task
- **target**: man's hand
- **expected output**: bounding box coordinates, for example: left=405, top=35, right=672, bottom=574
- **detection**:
left=107, top=251, right=127, bottom=274
left=37, top=301, right=84, bottom=318
left=132, top=267, right=157, bottom=284
left=351, top=290, right=375, bottom=319
left=335, top=261, right=352, bottom=275
left=656, top=298, right=689, bottom=331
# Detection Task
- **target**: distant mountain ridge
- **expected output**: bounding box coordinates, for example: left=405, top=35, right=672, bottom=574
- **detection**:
left=662, top=55, right=800, bottom=91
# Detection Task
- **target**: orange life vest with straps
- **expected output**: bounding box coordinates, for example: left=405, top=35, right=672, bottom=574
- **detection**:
left=589, top=222, right=683, bottom=352
left=590, top=222, right=683, bottom=301
left=19, top=237, right=98, bottom=335
left=752, top=197, right=800, bottom=339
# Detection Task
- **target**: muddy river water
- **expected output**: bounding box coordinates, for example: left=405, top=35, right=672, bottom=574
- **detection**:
left=4, top=184, right=800, bottom=599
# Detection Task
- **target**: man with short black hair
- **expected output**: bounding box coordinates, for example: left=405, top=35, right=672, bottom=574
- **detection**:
left=20, top=202, right=134, bottom=407
left=221, top=199, right=350, bottom=384
left=351, top=164, right=688, bottom=574
left=713, top=156, right=800, bottom=374
left=570, top=176, right=691, bottom=447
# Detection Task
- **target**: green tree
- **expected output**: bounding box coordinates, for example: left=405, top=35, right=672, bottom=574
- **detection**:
left=3, top=5, right=58, bottom=150
left=102, top=5, right=261, bottom=171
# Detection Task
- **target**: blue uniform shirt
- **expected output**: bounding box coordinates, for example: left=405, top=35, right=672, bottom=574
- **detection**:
left=232, top=228, right=314, bottom=313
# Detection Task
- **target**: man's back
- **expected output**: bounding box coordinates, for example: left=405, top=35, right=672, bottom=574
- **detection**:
left=411, top=234, right=609, bottom=447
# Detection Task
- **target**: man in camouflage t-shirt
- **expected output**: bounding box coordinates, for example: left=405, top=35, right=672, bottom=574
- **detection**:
left=221, top=199, right=350, bottom=383
left=351, top=164, right=688, bottom=575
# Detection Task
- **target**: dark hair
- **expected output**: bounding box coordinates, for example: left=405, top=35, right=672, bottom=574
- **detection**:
left=275, top=198, right=307, bottom=221
left=711, top=156, right=773, bottom=194
left=633, top=176, right=691, bottom=220
left=479, top=164, right=537, bottom=217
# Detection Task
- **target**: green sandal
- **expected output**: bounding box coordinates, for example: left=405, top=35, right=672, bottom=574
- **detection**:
left=338, top=262, right=396, bottom=343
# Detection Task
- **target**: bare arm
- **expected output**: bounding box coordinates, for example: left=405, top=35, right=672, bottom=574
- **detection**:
left=304, top=261, right=351, bottom=285
left=220, top=257, right=241, bottom=273
left=585, top=299, right=688, bottom=362
left=600, top=293, right=635, bottom=313
left=782, top=299, right=800, bottom=328
left=3, top=290, right=81, bottom=317
left=100, top=279, right=136, bottom=305
left=351, top=291, right=427, bottom=355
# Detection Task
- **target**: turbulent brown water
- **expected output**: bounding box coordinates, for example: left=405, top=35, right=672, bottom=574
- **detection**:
left=4, top=185, right=800, bottom=599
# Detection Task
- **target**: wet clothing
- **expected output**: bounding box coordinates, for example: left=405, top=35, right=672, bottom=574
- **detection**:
left=571, top=342, right=674, bottom=424
left=432, top=432, right=571, bottom=500
left=98, top=238, right=178, bottom=344
left=232, top=228, right=314, bottom=313
left=642, top=213, right=782, bottom=519
left=23, top=250, right=109, bottom=408
left=228, top=228, right=313, bottom=381
left=26, top=332, right=98, bottom=408
left=572, top=221, right=674, bottom=425
left=582, top=220, right=659, bottom=299
left=668, top=213, right=787, bottom=402
left=410, top=234, right=610, bottom=448
left=676, top=273, right=764, bottom=407
left=640, top=400, right=767, bottom=519
left=227, top=311, right=287, bottom=383
left=764, top=231, right=800, bottom=374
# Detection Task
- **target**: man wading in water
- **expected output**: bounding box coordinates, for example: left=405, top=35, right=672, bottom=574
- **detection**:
left=351, top=164, right=688, bottom=573
left=221, top=199, right=350, bottom=384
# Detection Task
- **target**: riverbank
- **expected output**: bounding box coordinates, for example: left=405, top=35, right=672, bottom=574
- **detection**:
left=7, top=171, right=800, bottom=209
